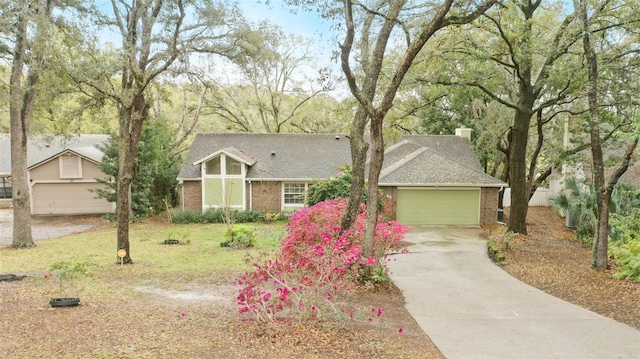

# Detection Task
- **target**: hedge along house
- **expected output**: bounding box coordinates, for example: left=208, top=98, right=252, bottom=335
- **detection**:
left=178, top=131, right=507, bottom=226
left=0, top=134, right=114, bottom=215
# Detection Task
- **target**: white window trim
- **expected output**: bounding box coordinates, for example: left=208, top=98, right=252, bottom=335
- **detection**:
left=282, top=182, right=309, bottom=210
left=201, top=154, right=246, bottom=211
left=59, top=155, right=83, bottom=179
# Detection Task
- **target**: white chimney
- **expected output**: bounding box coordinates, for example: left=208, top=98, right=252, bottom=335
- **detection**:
left=455, top=127, right=473, bottom=141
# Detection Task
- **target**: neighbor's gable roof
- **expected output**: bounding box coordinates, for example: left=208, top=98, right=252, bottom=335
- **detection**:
left=378, top=140, right=505, bottom=187
left=178, top=133, right=352, bottom=181
left=0, top=134, right=109, bottom=176
left=28, top=146, right=106, bottom=171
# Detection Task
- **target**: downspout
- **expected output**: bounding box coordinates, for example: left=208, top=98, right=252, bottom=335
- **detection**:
left=201, top=163, right=206, bottom=213
left=248, top=181, right=252, bottom=210
left=179, top=179, right=184, bottom=211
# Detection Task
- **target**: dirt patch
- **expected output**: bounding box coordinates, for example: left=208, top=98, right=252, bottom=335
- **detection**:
left=133, top=284, right=236, bottom=305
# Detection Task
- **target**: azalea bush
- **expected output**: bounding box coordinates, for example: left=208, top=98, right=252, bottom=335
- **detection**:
left=235, top=198, right=409, bottom=323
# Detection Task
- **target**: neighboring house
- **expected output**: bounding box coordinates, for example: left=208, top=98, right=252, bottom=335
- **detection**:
left=0, top=134, right=114, bottom=215
left=177, top=131, right=507, bottom=226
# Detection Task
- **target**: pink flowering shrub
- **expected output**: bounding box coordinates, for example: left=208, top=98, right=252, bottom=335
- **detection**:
left=235, top=198, right=410, bottom=322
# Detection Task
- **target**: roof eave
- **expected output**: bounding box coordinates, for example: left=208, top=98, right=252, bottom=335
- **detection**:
left=27, top=149, right=100, bottom=170
left=381, top=182, right=507, bottom=188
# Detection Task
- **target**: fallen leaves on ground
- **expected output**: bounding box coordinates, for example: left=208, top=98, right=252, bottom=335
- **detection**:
left=499, top=207, right=640, bottom=330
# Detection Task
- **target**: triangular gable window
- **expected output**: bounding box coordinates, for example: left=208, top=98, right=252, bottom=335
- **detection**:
left=226, top=157, right=241, bottom=175
left=205, top=156, right=221, bottom=175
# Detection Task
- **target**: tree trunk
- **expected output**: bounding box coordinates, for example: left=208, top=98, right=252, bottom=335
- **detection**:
left=574, top=0, right=606, bottom=270
left=116, top=112, right=134, bottom=264
left=115, top=93, right=147, bottom=264
left=10, top=130, right=34, bottom=248
left=593, top=193, right=610, bottom=269
left=9, top=5, right=36, bottom=248
left=507, top=108, right=533, bottom=234
left=341, top=107, right=369, bottom=231
left=361, top=114, right=385, bottom=277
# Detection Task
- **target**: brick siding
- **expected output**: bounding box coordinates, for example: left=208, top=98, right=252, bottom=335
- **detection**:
left=480, top=187, right=500, bottom=226
left=250, top=181, right=281, bottom=213
left=182, top=180, right=202, bottom=211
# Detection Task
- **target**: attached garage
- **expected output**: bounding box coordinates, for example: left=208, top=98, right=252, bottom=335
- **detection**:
left=32, top=183, right=113, bottom=215
left=396, top=188, right=480, bottom=226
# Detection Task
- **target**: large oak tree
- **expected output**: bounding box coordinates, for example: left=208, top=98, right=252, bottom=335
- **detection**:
left=71, top=0, right=247, bottom=263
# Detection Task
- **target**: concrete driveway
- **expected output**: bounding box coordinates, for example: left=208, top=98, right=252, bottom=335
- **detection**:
left=0, top=208, right=103, bottom=245
left=388, top=227, right=640, bottom=359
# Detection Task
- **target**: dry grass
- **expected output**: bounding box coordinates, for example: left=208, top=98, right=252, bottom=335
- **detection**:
left=0, top=220, right=442, bottom=359
left=2, top=208, right=639, bottom=358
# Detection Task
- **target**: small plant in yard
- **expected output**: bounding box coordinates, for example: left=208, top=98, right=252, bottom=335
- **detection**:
left=221, top=225, right=256, bottom=249
left=487, top=228, right=514, bottom=264
left=44, top=261, right=94, bottom=307
left=235, top=198, right=409, bottom=323
left=165, top=228, right=190, bottom=245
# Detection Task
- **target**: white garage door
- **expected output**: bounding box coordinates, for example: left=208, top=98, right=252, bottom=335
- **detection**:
left=396, top=188, right=480, bottom=226
left=32, top=183, right=113, bottom=215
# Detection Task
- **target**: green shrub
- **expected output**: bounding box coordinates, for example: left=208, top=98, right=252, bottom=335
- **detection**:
left=170, top=210, right=204, bottom=224
left=487, top=240, right=506, bottom=263
left=172, top=209, right=279, bottom=224
left=234, top=210, right=262, bottom=223
left=220, top=225, right=256, bottom=249
left=305, top=165, right=388, bottom=211
left=550, top=178, right=640, bottom=243
left=202, top=209, right=225, bottom=223
left=258, top=212, right=290, bottom=222
left=609, top=209, right=640, bottom=281
left=610, top=242, right=640, bottom=281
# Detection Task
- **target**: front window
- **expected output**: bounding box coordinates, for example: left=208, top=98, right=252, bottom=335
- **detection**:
left=0, top=177, right=11, bottom=199
left=284, top=183, right=307, bottom=205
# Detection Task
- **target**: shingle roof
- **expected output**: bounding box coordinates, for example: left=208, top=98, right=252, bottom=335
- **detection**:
left=0, top=134, right=109, bottom=175
left=178, top=132, right=507, bottom=188
left=378, top=141, right=505, bottom=187
left=178, top=133, right=352, bottom=180
left=399, top=135, right=483, bottom=170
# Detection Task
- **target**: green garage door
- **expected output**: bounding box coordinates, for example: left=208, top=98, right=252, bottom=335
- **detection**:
left=396, top=188, right=480, bottom=226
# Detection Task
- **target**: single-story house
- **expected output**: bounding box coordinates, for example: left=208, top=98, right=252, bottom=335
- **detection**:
left=177, top=131, right=507, bottom=226
left=0, top=134, right=115, bottom=215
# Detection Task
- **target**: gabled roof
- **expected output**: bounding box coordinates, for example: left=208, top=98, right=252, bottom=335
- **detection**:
left=0, top=134, right=109, bottom=176
left=193, top=146, right=257, bottom=167
left=378, top=140, right=505, bottom=187
left=399, top=135, right=483, bottom=170
left=178, top=133, right=352, bottom=181
left=29, top=146, right=105, bottom=170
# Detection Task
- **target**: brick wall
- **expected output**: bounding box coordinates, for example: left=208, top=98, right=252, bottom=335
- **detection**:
left=251, top=181, right=281, bottom=213
left=480, top=187, right=500, bottom=225
left=182, top=180, right=202, bottom=211
left=380, top=186, right=397, bottom=220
